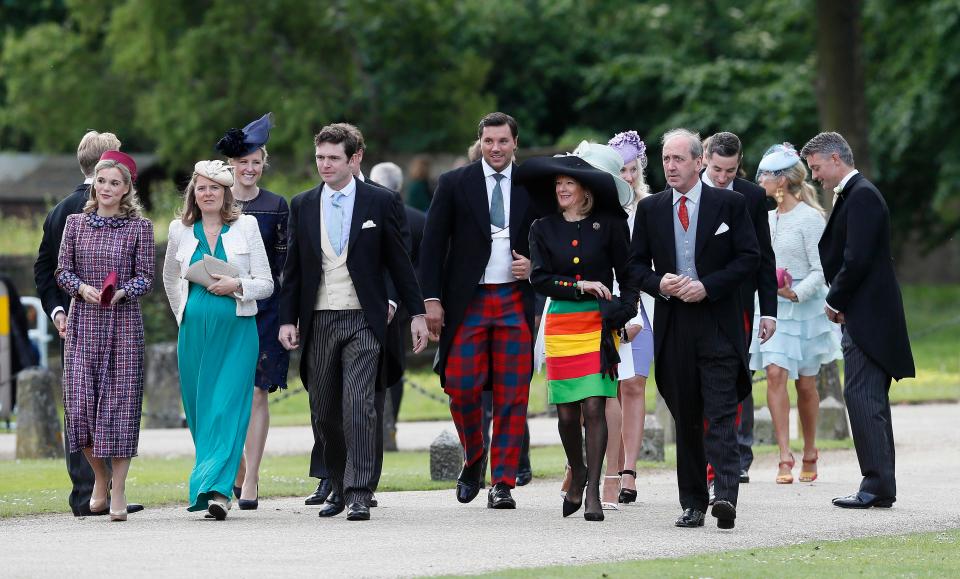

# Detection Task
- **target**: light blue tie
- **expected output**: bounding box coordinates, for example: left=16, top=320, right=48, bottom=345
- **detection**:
left=490, top=173, right=505, bottom=229
left=328, top=191, right=345, bottom=255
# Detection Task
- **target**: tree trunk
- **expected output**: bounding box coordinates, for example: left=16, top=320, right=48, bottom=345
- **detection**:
left=814, top=0, right=872, bottom=207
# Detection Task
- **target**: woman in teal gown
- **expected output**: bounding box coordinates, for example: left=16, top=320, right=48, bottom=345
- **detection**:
left=162, top=160, right=274, bottom=519
left=178, top=220, right=258, bottom=513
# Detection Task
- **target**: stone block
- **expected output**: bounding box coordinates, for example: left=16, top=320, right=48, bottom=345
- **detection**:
left=144, top=343, right=183, bottom=428
left=430, top=429, right=463, bottom=481
left=15, top=367, right=64, bottom=459
left=817, top=395, right=850, bottom=440
left=638, top=413, right=665, bottom=462
left=654, top=391, right=675, bottom=444
left=753, top=405, right=775, bottom=446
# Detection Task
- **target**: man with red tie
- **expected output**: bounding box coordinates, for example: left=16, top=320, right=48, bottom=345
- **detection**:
left=629, top=129, right=760, bottom=529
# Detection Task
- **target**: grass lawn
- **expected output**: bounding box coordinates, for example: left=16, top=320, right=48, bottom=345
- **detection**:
left=0, top=438, right=849, bottom=518
left=464, top=528, right=960, bottom=578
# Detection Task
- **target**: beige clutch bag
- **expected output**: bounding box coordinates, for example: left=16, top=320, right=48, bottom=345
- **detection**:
left=184, top=254, right=241, bottom=288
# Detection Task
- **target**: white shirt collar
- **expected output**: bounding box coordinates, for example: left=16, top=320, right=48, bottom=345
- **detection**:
left=324, top=176, right=357, bottom=198
left=357, top=171, right=366, bottom=182
left=83, top=177, right=93, bottom=185
left=481, top=158, right=512, bottom=180
left=701, top=172, right=733, bottom=190
left=836, top=169, right=859, bottom=193
left=673, top=179, right=703, bottom=205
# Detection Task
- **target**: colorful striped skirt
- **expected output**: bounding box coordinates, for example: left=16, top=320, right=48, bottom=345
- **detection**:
left=544, top=299, right=618, bottom=404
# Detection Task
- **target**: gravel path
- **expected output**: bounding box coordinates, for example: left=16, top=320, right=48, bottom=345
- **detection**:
left=2, top=404, right=958, bottom=578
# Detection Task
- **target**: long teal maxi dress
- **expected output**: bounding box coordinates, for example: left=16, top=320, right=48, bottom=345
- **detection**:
left=178, top=222, right=258, bottom=511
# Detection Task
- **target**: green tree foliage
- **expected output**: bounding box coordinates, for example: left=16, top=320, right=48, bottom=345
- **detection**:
left=0, top=0, right=956, bottom=243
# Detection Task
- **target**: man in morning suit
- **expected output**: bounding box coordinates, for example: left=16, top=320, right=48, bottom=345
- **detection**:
left=279, top=125, right=429, bottom=521
left=301, top=124, right=414, bottom=510
left=702, top=132, right=779, bottom=484
left=33, top=130, right=144, bottom=517
left=801, top=131, right=914, bottom=509
left=629, top=129, right=760, bottom=529
left=419, top=112, right=538, bottom=509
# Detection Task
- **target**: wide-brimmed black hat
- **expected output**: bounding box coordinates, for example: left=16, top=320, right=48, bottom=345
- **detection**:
left=514, top=153, right=628, bottom=219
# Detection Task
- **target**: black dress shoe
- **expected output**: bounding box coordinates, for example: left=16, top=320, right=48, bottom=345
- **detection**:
left=456, top=454, right=486, bottom=504
left=739, top=470, right=750, bottom=484
left=487, top=483, right=516, bottom=509
left=712, top=499, right=736, bottom=529
left=346, top=502, right=370, bottom=521
left=317, top=493, right=345, bottom=518
left=515, top=469, right=533, bottom=487
left=305, top=479, right=333, bottom=506
left=832, top=492, right=895, bottom=509
left=367, top=493, right=378, bottom=508
left=126, top=503, right=144, bottom=514
left=675, top=508, right=705, bottom=528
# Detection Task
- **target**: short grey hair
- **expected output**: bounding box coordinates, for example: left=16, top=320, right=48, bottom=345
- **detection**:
left=370, top=162, right=404, bottom=192
left=800, top=132, right=855, bottom=166
left=662, top=128, right=702, bottom=159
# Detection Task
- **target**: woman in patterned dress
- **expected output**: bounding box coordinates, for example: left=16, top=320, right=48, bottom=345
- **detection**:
left=56, top=151, right=154, bottom=522
left=216, top=114, right=289, bottom=509
left=162, top=160, right=273, bottom=520
left=518, top=142, right=637, bottom=522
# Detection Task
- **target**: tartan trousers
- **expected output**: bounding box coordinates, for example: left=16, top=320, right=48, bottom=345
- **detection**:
left=444, top=284, right=532, bottom=487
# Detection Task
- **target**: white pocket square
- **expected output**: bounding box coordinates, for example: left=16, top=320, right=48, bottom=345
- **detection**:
left=715, top=222, right=730, bottom=235
left=361, top=220, right=377, bottom=229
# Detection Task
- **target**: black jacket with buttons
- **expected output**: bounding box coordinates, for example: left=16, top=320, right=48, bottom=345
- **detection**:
left=529, top=211, right=638, bottom=318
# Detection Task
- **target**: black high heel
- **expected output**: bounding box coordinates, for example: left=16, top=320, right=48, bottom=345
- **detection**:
left=562, top=469, right=587, bottom=517
left=584, top=488, right=605, bottom=522
left=233, top=485, right=242, bottom=500
left=618, top=470, right=638, bottom=504
left=238, top=485, right=259, bottom=510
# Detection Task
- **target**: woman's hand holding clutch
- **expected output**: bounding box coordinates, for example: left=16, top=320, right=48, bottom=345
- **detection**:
left=208, top=273, right=241, bottom=296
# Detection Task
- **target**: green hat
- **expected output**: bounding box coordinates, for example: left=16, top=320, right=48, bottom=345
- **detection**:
left=571, top=141, right=634, bottom=207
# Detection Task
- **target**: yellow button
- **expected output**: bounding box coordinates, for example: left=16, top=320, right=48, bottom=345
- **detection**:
left=573, top=257, right=580, bottom=264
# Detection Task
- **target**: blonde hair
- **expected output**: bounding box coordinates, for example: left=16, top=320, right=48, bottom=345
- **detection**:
left=178, top=173, right=241, bottom=225
left=83, top=159, right=142, bottom=218
left=77, top=131, right=121, bottom=177
left=626, top=160, right=651, bottom=209
left=781, top=163, right=825, bottom=215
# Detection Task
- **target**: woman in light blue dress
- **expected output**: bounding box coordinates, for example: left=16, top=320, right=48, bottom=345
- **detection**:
left=749, top=144, right=841, bottom=485
left=162, top=160, right=273, bottom=519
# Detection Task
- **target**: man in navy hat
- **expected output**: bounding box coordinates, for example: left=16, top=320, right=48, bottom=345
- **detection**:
left=802, top=131, right=914, bottom=509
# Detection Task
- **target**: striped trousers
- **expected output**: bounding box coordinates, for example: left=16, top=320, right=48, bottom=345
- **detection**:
left=841, top=329, right=896, bottom=497
left=307, top=310, right=381, bottom=505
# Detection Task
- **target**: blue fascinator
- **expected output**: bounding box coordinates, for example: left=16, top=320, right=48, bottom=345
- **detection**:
left=756, top=142, right=800, bottom=179
left=216, top=112, right=274, bottom=158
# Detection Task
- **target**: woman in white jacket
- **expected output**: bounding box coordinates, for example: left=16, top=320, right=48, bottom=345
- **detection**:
left=162, top=160, right=273, bottom=520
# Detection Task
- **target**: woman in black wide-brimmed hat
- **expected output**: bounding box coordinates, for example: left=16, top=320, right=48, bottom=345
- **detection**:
left=517, top=142, right=638, bottom=521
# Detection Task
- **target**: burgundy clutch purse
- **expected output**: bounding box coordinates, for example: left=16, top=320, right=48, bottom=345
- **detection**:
left=776, top=267, right=793, bottom=289
left=100, top=271, right=118, bottom=307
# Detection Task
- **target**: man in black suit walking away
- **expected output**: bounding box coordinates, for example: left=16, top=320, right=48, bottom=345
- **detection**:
left=279, top=125, right=429, bottom=521
left=419, top=112, right=538, bottom=509
left=33, top=130, right=144, bottom=517
left=702, top=132, right=779, bottom=484
left=629, top=129, right=760, bottom=529
left=801, top=132, right=915, bottom=509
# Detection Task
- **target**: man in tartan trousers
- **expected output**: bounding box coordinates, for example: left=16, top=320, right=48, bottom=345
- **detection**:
left=419, top=112, right=538, bottom=509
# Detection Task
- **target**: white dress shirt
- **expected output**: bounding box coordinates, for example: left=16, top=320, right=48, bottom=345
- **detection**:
left=480, top=158, right=514, bottom=284
left=701, top=172, right=734, bottom=190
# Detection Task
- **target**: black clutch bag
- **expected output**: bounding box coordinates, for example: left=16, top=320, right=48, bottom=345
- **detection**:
left=597, top=297, right=634, bottom=381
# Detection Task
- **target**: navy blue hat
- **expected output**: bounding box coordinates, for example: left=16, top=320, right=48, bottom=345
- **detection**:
left=215, top=112, right=273, bottom=158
